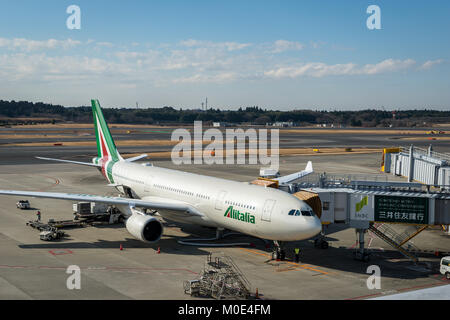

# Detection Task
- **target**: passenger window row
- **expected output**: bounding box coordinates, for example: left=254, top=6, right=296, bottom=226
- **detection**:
left=153, top=184, right=210, bottom=199
left=225, top=200, right=255, bottom=210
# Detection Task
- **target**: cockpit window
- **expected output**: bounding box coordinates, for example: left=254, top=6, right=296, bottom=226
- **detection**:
left=301, top=210, right=315, bottom=216
left=289, top=209, right=315, bottom=217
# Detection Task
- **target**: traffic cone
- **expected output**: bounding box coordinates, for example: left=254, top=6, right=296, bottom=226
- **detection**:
left=157, top=246, right=161, bottom=254
left=119, top=244, right=123, bottom=251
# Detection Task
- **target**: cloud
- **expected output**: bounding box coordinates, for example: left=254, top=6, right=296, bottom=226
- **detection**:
left=173, top=72, right=238, bottom=84
left=264, top=59, right=417, bottom=78
left=419, top=59, right=444, bottom=70
left=360, top=58, right=416, bottom=75
left=0, top=38, right=81, bottom=51
left=0, top=37, right=441, bottom=87
left=96, top=42, right=114, bottom=48
left=179, top=39, right=251, bottom=51
left=0, top=53, right=126, bottom=82
left=310, top=41, right=326, bottom=49
left=271, top=40, right=304, bottom=53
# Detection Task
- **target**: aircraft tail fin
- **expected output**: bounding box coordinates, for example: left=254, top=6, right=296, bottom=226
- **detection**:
left=91, top=99, right=123, bottom=163
left=305, top=161, right=313, bottom=173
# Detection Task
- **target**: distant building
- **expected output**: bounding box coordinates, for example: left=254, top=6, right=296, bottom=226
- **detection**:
left=272, top=121, right=294, bottom=127
left=213, top=122, right=229, bottom=127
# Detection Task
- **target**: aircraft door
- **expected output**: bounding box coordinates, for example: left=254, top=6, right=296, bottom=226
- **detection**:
left=215, top=190, right=227, bottom=211
left=261, top=199, right=276, bottom=222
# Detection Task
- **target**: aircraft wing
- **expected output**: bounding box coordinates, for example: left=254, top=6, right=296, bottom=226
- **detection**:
left=274, top=161, right=313, bottom=185
left=0, top=190, right=203, bottom=217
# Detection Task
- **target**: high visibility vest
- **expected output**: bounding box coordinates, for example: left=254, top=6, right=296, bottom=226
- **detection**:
left=294, top=248, right=300, bottom=254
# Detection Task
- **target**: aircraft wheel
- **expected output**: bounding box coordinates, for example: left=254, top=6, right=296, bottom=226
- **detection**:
left=320, top=241, right=329, bottom=249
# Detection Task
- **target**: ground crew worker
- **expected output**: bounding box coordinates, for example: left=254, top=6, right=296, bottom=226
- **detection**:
left=294, top=248, right=300, bottom=263
left=36, top=211, right=41, bottom=222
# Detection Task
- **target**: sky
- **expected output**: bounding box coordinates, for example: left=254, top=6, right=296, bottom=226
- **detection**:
left=0, top=0, right=449, bottom=110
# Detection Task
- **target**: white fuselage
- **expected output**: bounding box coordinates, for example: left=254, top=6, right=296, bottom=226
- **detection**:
left=111, top=162, right=322, bottom=241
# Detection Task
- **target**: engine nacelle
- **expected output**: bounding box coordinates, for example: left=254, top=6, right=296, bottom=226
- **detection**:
left=125, top=214, right=163, bottom=243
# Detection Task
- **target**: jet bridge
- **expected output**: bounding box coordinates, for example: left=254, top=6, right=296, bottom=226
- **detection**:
left=383, top=145, right=450, bottom=189
left=278, top=173, right=450, bottom=263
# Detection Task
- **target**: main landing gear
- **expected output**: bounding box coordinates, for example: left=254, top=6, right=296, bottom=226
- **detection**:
left=177, top=228, right=253, bottom=247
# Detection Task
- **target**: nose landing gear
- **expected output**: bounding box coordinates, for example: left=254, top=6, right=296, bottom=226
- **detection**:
left=314, top=232, right=329, bottom=249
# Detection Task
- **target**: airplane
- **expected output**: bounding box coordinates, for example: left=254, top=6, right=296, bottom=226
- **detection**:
left=0, top=100, right=322, bottom=257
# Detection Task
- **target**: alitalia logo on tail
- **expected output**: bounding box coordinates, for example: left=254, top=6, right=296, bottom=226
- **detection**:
left=90, top=99, right=123, bottom=184
left=91, top=99, right=120, bottom=162
left=224, top=206, right=255, bottom=224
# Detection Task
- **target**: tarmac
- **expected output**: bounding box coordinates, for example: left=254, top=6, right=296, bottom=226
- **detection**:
left=0, top=126, right=449, bottom=300
left=2, top=125, right=450, bottom=165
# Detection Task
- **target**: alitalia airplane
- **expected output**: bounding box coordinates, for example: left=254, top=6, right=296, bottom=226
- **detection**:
left=0, top=100, right=321, bottom=254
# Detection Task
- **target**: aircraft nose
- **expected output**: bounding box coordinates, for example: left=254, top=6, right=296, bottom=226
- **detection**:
left=309, top=216, right=322, bottom=238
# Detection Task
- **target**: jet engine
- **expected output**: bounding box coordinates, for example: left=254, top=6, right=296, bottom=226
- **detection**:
left=125, top=214, right=163, bottom=243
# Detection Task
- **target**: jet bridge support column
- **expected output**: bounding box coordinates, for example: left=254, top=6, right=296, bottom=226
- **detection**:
left=408, top=145, right=414, bottom=183
left=354, top=228, right=370, bottom=262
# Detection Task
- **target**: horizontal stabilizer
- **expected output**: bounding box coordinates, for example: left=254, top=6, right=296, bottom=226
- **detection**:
left=36, top=157, right=100, bottom=167
left=124, top=154, right=148, bottom=162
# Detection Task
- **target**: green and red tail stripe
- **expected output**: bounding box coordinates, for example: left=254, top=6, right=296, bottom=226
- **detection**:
left=91, top=99, right=123, bottom=183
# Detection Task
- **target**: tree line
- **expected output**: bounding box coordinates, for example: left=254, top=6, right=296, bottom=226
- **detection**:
left=1, top=99, right=449, bottom=127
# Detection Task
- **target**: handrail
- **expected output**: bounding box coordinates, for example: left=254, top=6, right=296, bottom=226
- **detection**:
left=370, top=224, right=419, bottom=263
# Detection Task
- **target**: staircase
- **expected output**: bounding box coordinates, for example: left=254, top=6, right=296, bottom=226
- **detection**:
left=196, top=253, right=251, bottom=299
left=369, top=223, right=428, bottom=263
